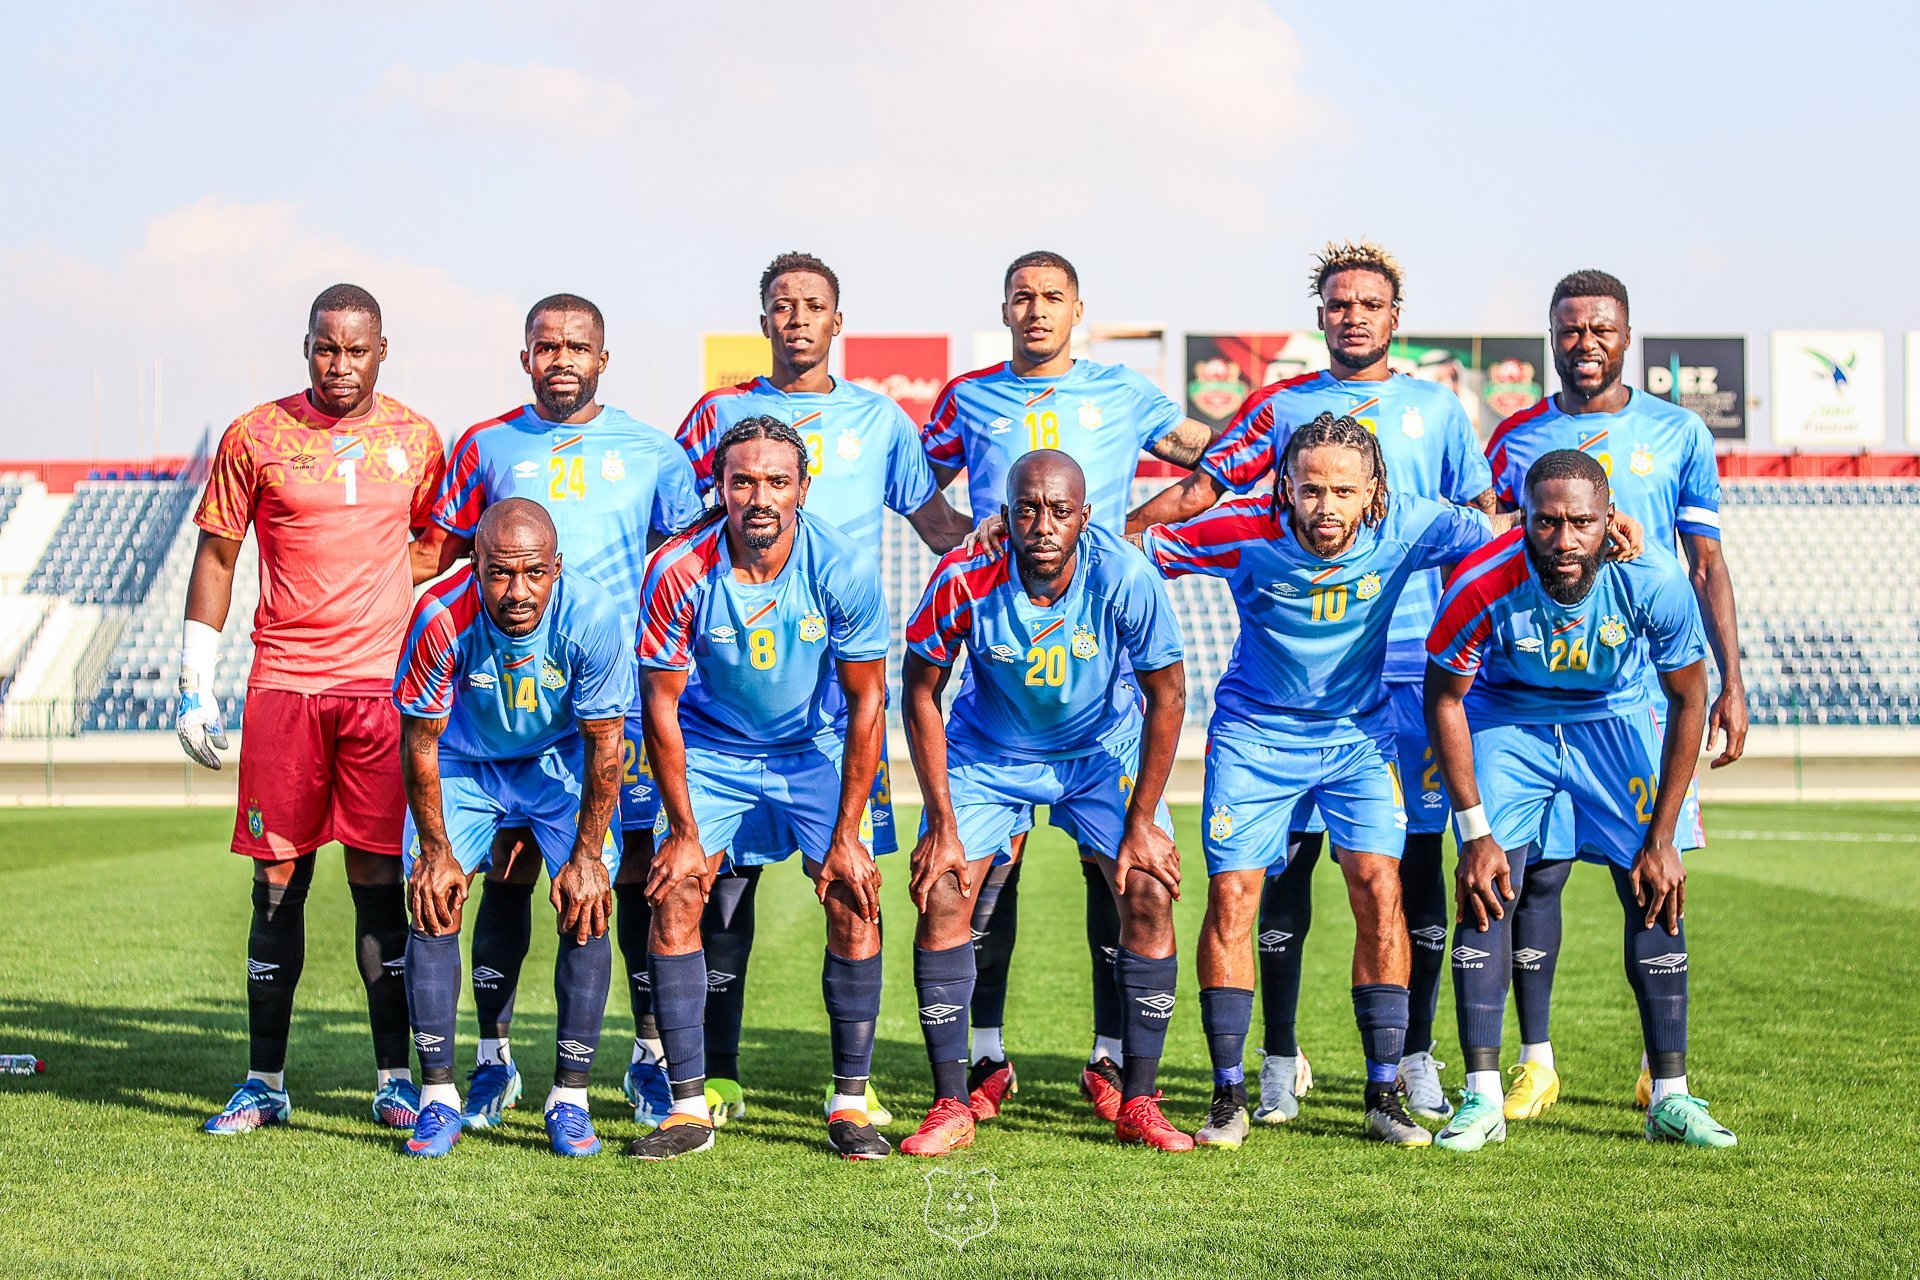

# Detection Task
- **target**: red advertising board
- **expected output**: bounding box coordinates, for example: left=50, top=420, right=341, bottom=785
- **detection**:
left=844, top=335, right=949, bottom=424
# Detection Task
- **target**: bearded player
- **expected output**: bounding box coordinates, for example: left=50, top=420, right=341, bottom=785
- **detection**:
left=1482, top=270, right=1744, bottom=1120
left=1426, top=449, right=1735, bottom=1151
left=1139, top=413, right=1501, bottom=1148
left=920, top=249, right=1217, bottom=1124
left=1130, top=240, right=1495, bottom=1125
left=629, top=417, right=892, bottom=1161
left=184, top=285, right=447, bottom=1135
left=899, top=451, right=1190, bottom=1156
left=673, top=252, right=970, bottom=1126
left=415, top=294, right=702, bottom=1131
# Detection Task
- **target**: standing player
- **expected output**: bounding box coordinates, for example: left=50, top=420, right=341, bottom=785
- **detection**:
left=673, top=252, right=970, bottom=1125
left=898, top=451, right=1190, bottom=1155
left=920, top=250, right=1216, bottom=1122
left=1139, top=413, right=1497, bottom=1148
left=1129, top=240, right=1496, bottom=1125
left=1482, top=270, right=1745, bottom=1118
left=628, top=417, right=892, bottom=1162
left=1426, top=450, right=1736, bottom=1150
left=393, top=499, right=632, bottom=1158
left=414, top=294, right=703, bottom=1131
left=183, top=284, right=446, bottom=1135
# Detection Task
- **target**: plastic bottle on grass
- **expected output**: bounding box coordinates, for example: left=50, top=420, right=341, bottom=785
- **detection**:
left=1, top=1055, right=45, bottom=1075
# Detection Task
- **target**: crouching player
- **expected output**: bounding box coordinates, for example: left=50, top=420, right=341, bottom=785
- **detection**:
left=393, top=498, right=633, bottom=1158
left=898, top=451, right=1190, bottom=1155
left=1425, top=449, right=1735, bottom=1150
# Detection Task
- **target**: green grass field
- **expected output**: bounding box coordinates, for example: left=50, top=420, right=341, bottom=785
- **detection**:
left=1, top=803, right=1916, bottom=1279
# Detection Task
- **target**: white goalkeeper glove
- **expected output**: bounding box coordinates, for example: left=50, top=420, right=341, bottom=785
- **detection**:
left=176, top=619, right=229, bottom=770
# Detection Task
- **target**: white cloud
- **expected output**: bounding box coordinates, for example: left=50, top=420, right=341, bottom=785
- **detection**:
left=374, top=62, right=639, bottom=144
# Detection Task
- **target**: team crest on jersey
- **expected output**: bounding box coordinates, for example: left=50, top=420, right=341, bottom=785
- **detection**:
left=513, top=459, right=540, bottom=479
left=246, top=802, right=265, bottom=840
left=386, top=445, right=410, bottom=476
left=1208, top=806, right=1233, bottom=842
left=1071, top=626, right=1099, bottom=660
left=1629, top=443, right=1655, bottom=476
left=1355, top=572, right=1382, bottom=601
left=540, top=659, right=565, bottom=690
left=601, top=449, right=626, bottom=482
left=1599, top=615, right=1629, bottom=647
left=836, top=428, right=862, bottom=460
left=1078, top=401, right=1104, bottom=431
left=799, top=612, right=828, bottom=643
left=468, top=671, right=498, bottom=690
left=1400, top=406, right=1425, bottom=439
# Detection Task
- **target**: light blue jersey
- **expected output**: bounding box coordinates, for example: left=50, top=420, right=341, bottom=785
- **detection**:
left=675, top=376, right=936, bottom=546
left=1427, top=529, right=1707, bottom=727
left=1141, top=492, right=1491, bottom=748
left=922, top=360, right=1182, bottom=531
left=393, top=569, right=635, bottom=762
left=638, top=511, right=890, bottom=757
left=905, top=524, right=1183, bottom=761
left=1200, top=371, right=1492, bottom=682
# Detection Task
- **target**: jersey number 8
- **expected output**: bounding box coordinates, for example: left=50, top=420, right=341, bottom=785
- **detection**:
left=748, top=628, right=779, bottom=670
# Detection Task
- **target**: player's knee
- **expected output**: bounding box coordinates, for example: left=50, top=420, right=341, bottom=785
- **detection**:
left=343, top=847, right=400, bottom=886
left=1119, top=871, right=1173, bottom=921
left=649, top=881, right=705, bottom=949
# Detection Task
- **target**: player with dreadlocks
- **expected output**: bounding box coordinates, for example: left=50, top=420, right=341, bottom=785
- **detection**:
left=628, top=415, right=894, bottom=1162
left=1127, top=240, right=1498, bottom=1126
left=1136, top=411, right=1505, bottom=1148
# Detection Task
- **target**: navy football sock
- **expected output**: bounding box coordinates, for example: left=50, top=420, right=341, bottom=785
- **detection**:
left=613, top=880, right=654, bottom=1040
left=1611, top=866, right=1689, bottom=1079
left=701, top=868, right=759, bottom=1081
left=469, top=878, right=534, bottom=1041
left=1082, top=860, right=1124, bottom=1044
left=649, top=949, right=709, bottom=1100
left=968, top=860, right=1020, bottom=1034
left=553, top=932, right=611, bottom=1089
left=1452, top=853, right=1524, bottom=1074
left=1258, top=831, right=1321, bottom=1056
left=246, top=856, right=312, bottom=1076
left=1399, top=833, right=1448, bottom=1056
left=1115, top=948, right=1178, bottom=1100
left=915, top=943, right=976, bottom=1102
left=1199, top=986, right=1255, bottom=1087
left=1511, top=855, right=1570, bottom=1046
left=822, top=949, right=883, bottom=1085
left=404, top=927, right=462, bottom=1086
left=1353, top=983, right=1411, bottom=1083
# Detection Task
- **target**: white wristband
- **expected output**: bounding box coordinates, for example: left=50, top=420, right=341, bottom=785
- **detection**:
left=181, top=619, right=221, bottom=689
left=1454, top=803, right=1491, bottom=842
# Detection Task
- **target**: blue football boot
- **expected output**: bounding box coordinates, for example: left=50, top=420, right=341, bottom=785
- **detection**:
left=545, top=1101, right=602, bottom=1157
left=203, top=1080, right=291, bottom=1135
left=404, top=1101, right=463, bottom=1157
left=461, top=1062, right=522, bottom=1130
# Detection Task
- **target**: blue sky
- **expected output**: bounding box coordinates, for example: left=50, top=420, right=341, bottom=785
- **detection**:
left=3, top=1, right=1914, bottom=456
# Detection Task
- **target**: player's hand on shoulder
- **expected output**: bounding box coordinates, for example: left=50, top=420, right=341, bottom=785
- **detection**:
left=908, top=825, right=969, bottom=912
left=1454, top=835, right=1513, bottom=931
left=1115, top=813, right=1180, bottom=900
left=817, top=831, right=881, bottom=923
left=174, top=676, right=228, bottom=770
left=407, top=842, right=467, bottom=936
left=551, top=853, right=612, bottom=944
left=1604, top=512, right=1645, bottom=561
left=959, top=514, right=1009, bottom=560
left=1630, top=837, right=1686, bottom=935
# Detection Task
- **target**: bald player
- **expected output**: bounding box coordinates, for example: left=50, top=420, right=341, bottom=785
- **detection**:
left=392, top=499, right=634, bottom=1159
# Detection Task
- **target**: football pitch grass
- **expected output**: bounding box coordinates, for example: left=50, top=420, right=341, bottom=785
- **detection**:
left=0, top=803, right=1915, bottom=1279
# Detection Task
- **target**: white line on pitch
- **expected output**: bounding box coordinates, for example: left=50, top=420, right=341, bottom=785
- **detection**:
left=1714, top=829, right=1920, bottom=844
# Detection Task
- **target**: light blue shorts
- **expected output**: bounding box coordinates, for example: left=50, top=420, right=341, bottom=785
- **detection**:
left=1202, top=726, right=1408, bottom=875
left=928, top=733, right=1174, bottom=864
left=403, top=747, right=619, bottom=879
left=667, top=742, right=878, bottom=870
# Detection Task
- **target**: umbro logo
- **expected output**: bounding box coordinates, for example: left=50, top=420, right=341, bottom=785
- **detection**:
left=472, top=965, right=504, bottom=988
left=1134, top=992, right=1176, bottom=1018
left=1100, top=946, right=1119, bottom=961
left=630, top=970, right=651, bottom=987
left=1422, top=790, right=1443, bottom=806
left=413, top=1032, right=445, bottom=1047
left=1274, top=582, right=1300, bottom=597
left=1257, top=930, right=1295, bottom=951
left=711, top=626, right=738, bottom=643
left=1642, top=951, right=1689, bottom=973
left=705, top=970, right=737, bottom=990
left=1512, top=947, right=1549, bottom=967
left=513, top=460, right=540, bottom=479
left=382, top=957, right=406, bottom=972
left=246, top=959, right=279, bottom=979
left=1451, top=945, right=1490, bottom=967
left=987, top=644, right=1019, bottom=662
left=970, top=928, right=989, bottom=943
left=919, top=1003, right=963, bottom=1021
left=1410, top=926, right=1447, bottom=949
left=557, top=1040, right=594, bottom=1058
left=989, top=417, right=1013, bottom=435
left=1516, top=636, right=1545, bottom=653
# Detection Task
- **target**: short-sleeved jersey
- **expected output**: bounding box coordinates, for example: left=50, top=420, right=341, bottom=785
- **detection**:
left=675, top=376, right=936, bottom=545
left=195, top=392, right=446, bottom=695
left=393, top=567, right=635, bottom=762
left=1426, top=531, right=1706, bottom=727
left=638, top=511, right=890, bottom=757
left=430, top=405, right=702, bottom=637
left=1197, top=371, right=1494, bottom=682
left=1142, top=493, right=1491, bottom=748
left=921, top=360, right=1182, bottom=532
left=1485, top=389, right=1721, bottom=545
left=905, top=524, right=1184, bottom=761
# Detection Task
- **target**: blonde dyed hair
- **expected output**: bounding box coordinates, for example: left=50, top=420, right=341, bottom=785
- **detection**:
left=1309, top=240, right=1403, bottom=301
